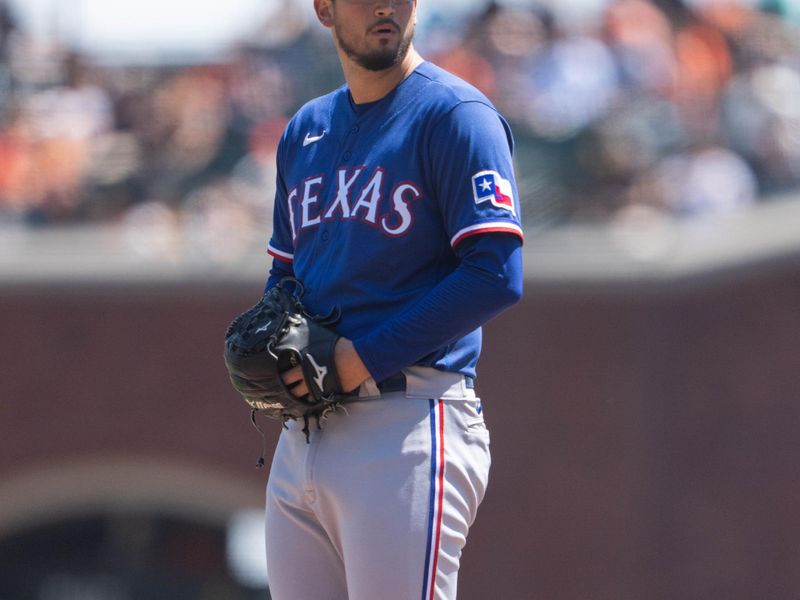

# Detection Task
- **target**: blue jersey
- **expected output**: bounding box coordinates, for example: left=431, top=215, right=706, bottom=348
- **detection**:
left=267, top=61, right=523, bottom=379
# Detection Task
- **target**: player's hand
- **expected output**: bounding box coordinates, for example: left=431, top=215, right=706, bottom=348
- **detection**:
left=280, top=337, right=370, bottom=397
left=333, top=338, right=370, bottom=392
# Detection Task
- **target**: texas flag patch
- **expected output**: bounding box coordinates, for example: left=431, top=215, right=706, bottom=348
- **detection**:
left=471, top=170, right=516, bottom=214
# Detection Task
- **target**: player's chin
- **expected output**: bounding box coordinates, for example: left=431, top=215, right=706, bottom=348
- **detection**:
left=358, top=51, right=401, bottom=71
left=358, top=42, right=410, bottom=71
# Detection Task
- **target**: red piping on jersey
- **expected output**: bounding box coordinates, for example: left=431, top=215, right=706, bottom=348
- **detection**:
left=451, top=223, right=524, bottom=249
left=267, top=246, right=294, bottom=263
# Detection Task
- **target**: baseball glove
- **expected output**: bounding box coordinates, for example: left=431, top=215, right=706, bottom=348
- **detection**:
left=223, top=277, right=353, bottom=446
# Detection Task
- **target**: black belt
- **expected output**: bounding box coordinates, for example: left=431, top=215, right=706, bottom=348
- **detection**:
left=376, top=372, right=475, bottom=394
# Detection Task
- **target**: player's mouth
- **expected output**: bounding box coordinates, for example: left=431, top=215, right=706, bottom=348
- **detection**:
left=369, top=21, right=400, bottom=36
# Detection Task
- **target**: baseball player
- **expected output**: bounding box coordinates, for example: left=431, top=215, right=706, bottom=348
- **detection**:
left=260, top=1, right=524, bottom=598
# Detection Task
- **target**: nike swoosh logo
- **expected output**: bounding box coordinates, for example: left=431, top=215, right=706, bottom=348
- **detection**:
left=303, top=131, right=326, bottom=147
left=306, top=353, right=328, bottom=393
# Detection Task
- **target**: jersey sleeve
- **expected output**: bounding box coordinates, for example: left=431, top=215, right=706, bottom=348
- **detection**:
left=266, top=133, right=296, bottom=264
left=353, top=232, right=523, bottom=382
left=428, top=101, right=524, bottom=249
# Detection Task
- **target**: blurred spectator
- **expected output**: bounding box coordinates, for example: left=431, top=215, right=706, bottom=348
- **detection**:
left=24, top=52, right=114, bottom=223
left=624, top=144, right=758, bottom=217
left=604, top=0, right=677, bottom=104
left=0, top=106, right=32, bottom=215
left=723, top=62, right=800, bottom=191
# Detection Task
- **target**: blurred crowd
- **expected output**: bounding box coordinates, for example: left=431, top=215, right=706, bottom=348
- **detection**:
left=0, top=0, right=798, bottom=255
left=430, top=0, right=800, bottom=228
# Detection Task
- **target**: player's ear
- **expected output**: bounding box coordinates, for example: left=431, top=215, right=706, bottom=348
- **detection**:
left=314, top=0, right=334, bottom=28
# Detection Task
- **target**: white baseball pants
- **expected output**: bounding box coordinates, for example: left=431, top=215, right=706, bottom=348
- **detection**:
left=264, top=367, right=491, bottom=600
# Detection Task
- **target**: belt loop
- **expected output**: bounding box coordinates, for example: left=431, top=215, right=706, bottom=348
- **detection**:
left=359, top=378, right=381, bottom=398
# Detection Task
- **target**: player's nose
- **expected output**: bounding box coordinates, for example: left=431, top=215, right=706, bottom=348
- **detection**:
left=374, top=0, right=398, bottom=15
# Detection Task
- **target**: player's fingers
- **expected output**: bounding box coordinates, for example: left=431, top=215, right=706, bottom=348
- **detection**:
left=292, top=381, right=309, bottom=398
left=281, top=366, right=309, bottom=397
left=281, top=365, right=303, bottom=385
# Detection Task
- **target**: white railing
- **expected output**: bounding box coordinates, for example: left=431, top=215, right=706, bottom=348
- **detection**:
left=1, top=195, right=799, bottom=286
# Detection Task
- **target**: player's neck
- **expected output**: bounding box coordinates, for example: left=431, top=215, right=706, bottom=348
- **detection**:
left=342, top=48, right=424, bottom=105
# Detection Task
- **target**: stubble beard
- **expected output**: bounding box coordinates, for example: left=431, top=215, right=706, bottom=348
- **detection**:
left=335, top=23, right=414, bottom=72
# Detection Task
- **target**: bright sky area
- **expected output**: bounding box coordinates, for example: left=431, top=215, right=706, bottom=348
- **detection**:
left=5, top=0, right=492, bottom=60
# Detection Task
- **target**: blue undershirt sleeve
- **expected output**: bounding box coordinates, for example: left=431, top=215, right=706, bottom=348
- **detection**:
left=352, top=233, right=523, bottom=383
left=264, top=259, right=295, bottom=293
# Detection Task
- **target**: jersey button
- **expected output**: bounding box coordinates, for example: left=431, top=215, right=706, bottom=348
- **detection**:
left=343, top=151, right=352, bottom=160
left=351, top=125, right=359, bottom=134
left=322, top=231, right=330, bottom=242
